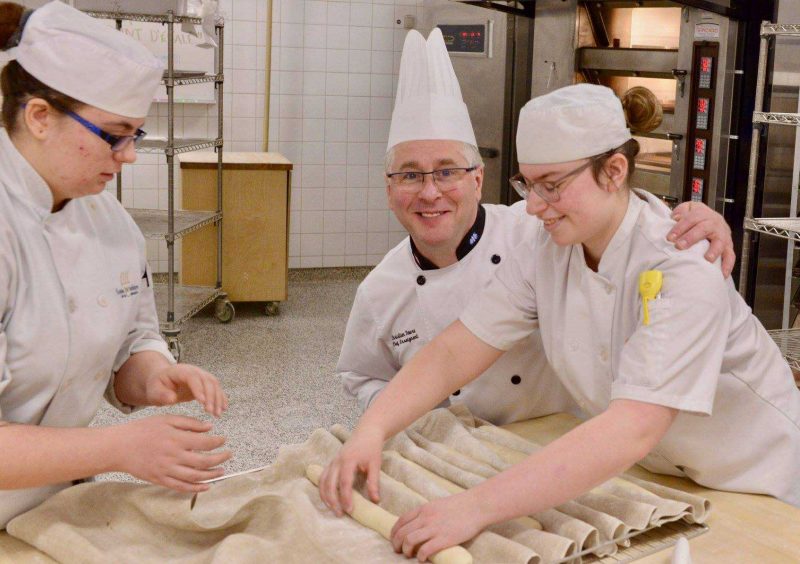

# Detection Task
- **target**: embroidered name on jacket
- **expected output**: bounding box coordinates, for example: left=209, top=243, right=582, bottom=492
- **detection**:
left=115, top=271, right=140, bottom=298
left=391, top=329, right=419, bottom=348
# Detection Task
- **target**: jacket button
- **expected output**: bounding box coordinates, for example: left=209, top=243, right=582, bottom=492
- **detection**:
left=491, top=254, right=501, bottom=264
left=416, top=275, right=426, bottom=286
left=453, top=389, right=461, bottom=396
left=511, top=375, right=521, bottom=385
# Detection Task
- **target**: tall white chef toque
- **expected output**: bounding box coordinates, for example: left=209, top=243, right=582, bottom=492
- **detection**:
left=387, top=28, right=477, bottom=150
left=7, top=0, right=163, bottom=118
left=516, top=83, right=631, bottom=164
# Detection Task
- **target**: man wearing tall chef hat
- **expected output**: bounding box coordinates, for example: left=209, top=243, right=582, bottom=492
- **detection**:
left=0, top=1, right=229, bottom=528
left=337, top=28, right=734, bottom=425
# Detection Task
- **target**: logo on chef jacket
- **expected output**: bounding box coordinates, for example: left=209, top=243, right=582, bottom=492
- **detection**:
left=115, top=271, right=140, bottom=299
left=391, top=328, right=419, bottom=348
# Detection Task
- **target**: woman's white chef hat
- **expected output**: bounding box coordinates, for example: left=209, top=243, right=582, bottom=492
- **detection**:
left=516, top=84, right=631, bottom=164
left=387, top=28, right=477, bottom=151
left=8, top=1, right=163, bottom=118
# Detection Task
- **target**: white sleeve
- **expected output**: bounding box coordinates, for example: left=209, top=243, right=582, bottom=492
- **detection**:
left=337, top=284, right=401, bottom=412
left=612, top=257, right=729, bottom=415
left=460, top=239, right=539, bottom=351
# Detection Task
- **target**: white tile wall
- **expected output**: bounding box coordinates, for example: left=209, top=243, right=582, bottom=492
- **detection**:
left=270, top=0, right=419, bottom=268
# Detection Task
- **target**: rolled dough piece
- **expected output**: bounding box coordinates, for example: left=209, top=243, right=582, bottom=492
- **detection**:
left=305, top=465, right=473, bottom=564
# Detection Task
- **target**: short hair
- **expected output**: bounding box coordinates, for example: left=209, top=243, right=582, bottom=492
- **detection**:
left=384, top=141, right=484, bottom=173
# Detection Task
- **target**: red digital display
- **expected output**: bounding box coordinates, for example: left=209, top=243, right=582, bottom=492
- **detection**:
left=695, top=139, right=706, bottom=155
left=692, top=178, right=703, bottom=193
left=697, top=98, right=709, bottom=114
left=701, top=57, right=712, bottom=73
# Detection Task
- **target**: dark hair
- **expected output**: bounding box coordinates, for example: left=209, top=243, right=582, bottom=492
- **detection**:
left=0, top=3, right=83, bottom=132
left=590, top=138, right=640, bottom=186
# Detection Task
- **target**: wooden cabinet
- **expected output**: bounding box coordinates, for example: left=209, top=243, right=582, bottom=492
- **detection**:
left=180, top=152, right=292, bottom=306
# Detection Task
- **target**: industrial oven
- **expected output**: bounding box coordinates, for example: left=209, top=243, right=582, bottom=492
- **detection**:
left=420, top=1, right=745, bottom=214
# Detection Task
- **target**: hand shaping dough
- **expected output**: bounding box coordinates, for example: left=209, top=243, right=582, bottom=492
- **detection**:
left=305, top=465, right=473, bottom=564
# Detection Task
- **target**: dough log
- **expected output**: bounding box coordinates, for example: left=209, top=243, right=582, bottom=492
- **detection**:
left=306, top=464, right=473, bottom=564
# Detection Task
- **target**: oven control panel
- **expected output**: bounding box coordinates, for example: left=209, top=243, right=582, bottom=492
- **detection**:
left=684, top=43, right=719, bottom=203
left=438, top=24, right=487, bottom=55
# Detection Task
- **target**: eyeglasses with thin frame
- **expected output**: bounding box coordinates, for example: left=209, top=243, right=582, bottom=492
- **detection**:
left=386, top=166, right=479, bottom=193
left=21, top=103, right=146, bottom=152
left=509, top=150, right=615, bottom=203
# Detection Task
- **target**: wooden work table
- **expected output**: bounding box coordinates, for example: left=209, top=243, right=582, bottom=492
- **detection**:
left=505, top=414, right=800, bottom=563
left=2, top=413, right=799, bottom=563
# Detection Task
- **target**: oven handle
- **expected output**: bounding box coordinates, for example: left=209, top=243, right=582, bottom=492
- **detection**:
left=478, top=146, right=500, bottom=159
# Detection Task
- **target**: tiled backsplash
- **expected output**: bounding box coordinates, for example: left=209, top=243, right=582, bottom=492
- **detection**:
left=270, top=0, right=419, bottom=268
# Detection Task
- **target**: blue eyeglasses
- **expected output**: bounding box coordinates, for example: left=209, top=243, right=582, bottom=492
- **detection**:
left=21, top=103, right=146, bottom=152
left=64, top=111, right=146, bottom=152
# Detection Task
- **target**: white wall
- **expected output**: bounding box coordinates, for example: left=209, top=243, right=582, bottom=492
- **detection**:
left=269, top=0, right=422, bottom=268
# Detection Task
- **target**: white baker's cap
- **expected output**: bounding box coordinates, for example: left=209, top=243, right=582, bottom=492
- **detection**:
left=516, top=84, right=631, bottom=164
left=10, top=1, right=163, bottom=118
left=387, top=28, right=477, bottom=151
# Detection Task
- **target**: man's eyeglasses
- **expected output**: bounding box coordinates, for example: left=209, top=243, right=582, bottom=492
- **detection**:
left=509, top=150, right=615, bottom=203
left=21, top=103, right=146, bottom=152
left=386, top=166, right=478, bottom=193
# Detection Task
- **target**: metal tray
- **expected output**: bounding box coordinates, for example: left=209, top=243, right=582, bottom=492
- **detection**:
left=554, top=520, right=709, bottom=564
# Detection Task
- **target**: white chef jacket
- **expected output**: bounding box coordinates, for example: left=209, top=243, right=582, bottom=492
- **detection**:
left=338, top=202, right=583, bottom=424
left=0, top=129, right=174, bottom=527
left=461, top=192, right=800, bottom=505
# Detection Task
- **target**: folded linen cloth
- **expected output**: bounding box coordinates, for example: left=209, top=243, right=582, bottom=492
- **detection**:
left=6, top=407, right=710, bottom=564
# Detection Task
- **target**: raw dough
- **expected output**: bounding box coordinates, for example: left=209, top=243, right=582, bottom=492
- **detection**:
left=305, top=465, right=473, bottom=564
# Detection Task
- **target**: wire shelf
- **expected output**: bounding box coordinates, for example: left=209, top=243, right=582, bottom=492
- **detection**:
left=138, top=138, right=223, bottom=155
left=81, top=10, right=223, bottom=26
left=127, top=209, right=221, bottom=240
left=761, top=22, right=800, bottom=37
left=752, top=112, right=800, bottom=126
left=554, top=521, right=709, bottom=564
left=744, top=217, right=800, bottom=243
left=154, top=284, right=222, bottom=328
left=768, top=329, right=800, bottom=374
left=164, top=72, right=223, bottom=86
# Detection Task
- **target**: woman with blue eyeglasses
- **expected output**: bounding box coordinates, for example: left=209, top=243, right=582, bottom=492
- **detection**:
left=0, top=1, right=230, bottom=528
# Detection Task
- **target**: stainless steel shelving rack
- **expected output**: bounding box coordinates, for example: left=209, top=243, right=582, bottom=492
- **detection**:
left=740, top=21, right=800, bottom=375
left=84, top=10, right=234, bottom=360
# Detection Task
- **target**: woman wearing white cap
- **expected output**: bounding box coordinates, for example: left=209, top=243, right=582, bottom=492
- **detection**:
left=320, top=83, right=800, bottom=560
left=0, top=2, right=230, bottom=527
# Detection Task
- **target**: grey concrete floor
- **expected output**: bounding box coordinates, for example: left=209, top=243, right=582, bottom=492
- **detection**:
left=92, top=267, right=369, bottom=479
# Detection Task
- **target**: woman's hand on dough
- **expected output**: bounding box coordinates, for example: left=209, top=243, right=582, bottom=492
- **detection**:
left=114, top=414, right=231, bottom=492
left=144, top=363, right=228, bottom=417
left=669, top=201, right=735, bottom=278
left=391, top=491, right=485, bottom=562
left=319, top=426, right=385, bottom=516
